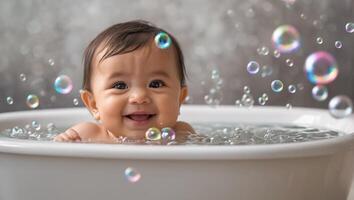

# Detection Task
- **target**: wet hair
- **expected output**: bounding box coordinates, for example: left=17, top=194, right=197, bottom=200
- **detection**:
left=82, top=20, right=187, bottom=91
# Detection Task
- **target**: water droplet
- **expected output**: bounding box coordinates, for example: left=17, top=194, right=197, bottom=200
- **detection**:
left=124, top=167, right=141, bottom=183
left=271, top=80, right=284, bottom=92
left=328, top=95, right=353, bottom=118
left=312, top=85, right=328, bottom=101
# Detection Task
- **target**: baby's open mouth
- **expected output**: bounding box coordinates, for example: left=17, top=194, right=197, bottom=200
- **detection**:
left=125, top=114, right=155, bottom=121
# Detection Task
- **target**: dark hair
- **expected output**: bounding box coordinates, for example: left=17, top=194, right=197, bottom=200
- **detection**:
left=82, top=20, right=186, bottom=91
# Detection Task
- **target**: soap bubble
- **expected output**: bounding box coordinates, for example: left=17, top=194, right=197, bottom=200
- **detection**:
left=6, top=97, right=14, bottom=105
left=271, top=80, right=284, bottom=92
left=272, top=25, right=300, bottom=53
left=288, top=84, right=296, bottom=93
left=19, top=73, right=27, bottom=82
left=145, top=127, right=161, bottom=141
left=258, top=97, right=267, bottom=105
left=247, top=61, right=260, bottom=74
left=286, top=103, right=292, bottom=109
left=304, top=51, right=338, bottom=85
left=124, top=167, right=141, bottom=183
left=335, top=41, right=342, bottom=49
left=316, top=37, right=323, bottom=44
left=261, top=65, right=273, bottom=77
left=241, top=94, right=254, bottom=108
left=73, top=98, right=79, bottom=106
left=257, top=46, right=269, bottom=55
left=273, top=50, right=281, bottom=58
left=204, top=88, right=223, bottom=106
left=312, top=85, right=328, bottom=101
left=286, top=59, right=294, bottom=67
left=161, top=127, right=176, bottom=141
left=345, top=22, right=354, bottom=33
left=154, top=32, right=171, bottom=49
left=48, top=58, right=55, bottom=66
left=54, top=75, right=73, bottom=94
left=328, top=95, right=353, bottom=118
left=243, top=86, right=251, bottom=94
left=26, top=94, right=39, bottom=109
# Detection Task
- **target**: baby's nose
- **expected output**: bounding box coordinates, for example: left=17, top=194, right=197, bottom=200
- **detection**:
left=128, top=88, right=151, bottom=104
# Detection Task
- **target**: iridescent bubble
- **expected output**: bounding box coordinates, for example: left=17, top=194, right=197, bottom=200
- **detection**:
left=161, top=127, right=176, bottom=141
left=73, top=98, right=79, bottom=106
left=6, top=97, right=14, bottom=105
left=316, top=37, right=323, bottom=44
left=312, top=85, right=328, bottom=101
left=26, top=94, right=39, bottom=109
left=124, top=167, right=141, bottom=183
left=272, top=25, right=300, bottom=53
left=19, top=73, right=27, bottom=82
left=328, top=95, right=353, bottom=118
left=286, top=59, right=294, bottom=67
left=288, top=84, right=296, bottom=93
left=271, top=80, right=284, bottom=92
left=345, top=22, right=354, bottom=33
left=247, top=61, right=260, bottom=74
left=54, top=75, right=73, bottom=94
left=335, top=41, right=342, bottom=49
left=145, top=127, right=161, bottom=141
left=154, top=32, right=171, bottom=49
left=304, top=51, right=338, bottom=85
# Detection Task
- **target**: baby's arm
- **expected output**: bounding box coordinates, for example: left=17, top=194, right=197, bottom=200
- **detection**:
left=53, top=122, right=103, bottom=142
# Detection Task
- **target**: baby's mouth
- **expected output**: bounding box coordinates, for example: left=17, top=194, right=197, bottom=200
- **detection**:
left=125, top=114, right=155, bottom=121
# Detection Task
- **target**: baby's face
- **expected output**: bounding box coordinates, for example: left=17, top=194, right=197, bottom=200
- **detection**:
left=85, top=40, right=187, bottom=139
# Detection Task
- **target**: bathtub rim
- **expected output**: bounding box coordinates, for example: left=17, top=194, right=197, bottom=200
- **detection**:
left=0, top=105, right=353, bottom=160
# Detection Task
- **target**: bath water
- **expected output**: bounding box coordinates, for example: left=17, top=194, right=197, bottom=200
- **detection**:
left=0, top=122, right=342, bottom=145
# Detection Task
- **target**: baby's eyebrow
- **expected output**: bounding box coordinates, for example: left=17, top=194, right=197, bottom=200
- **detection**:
left=107, top=72, right=126, bottom=79
left=150, top=70, right=171, bottom=78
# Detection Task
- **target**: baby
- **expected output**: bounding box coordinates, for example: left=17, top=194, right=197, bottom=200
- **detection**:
left=54, top=20, right=194, bottom=143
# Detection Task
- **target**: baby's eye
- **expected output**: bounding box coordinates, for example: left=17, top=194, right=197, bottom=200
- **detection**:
left=149, top=80, right=165, bottom=88
left=113, top=81, right=128, bottom=90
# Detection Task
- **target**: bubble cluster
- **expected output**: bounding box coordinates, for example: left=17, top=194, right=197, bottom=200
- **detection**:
left=145, top=127, right=161, bottom=141
left=271, top=80, right=284, bottom=92
left=312, top=85, right=328, bottom=101
left=54, top=75, right=73, bottom=94
left=304, top=51, right=338, bottom=85
left=272, top=25, right=300, bottom=53
left=234, top=86, right=255, bottom=108
left=345, top=22, right=354, bottom=33
left=328, top=95, right=353, bottom=119
left=154, top=32, right=172, bottom=49
left=124, top=167, right=141, bottom=183
left=246, top=61, right=260, bottom=74
left=26, top=94, right=39, bottom=109
left=258, top=93, right=269, bottom=106
left=204, top=69, right=223, bottom=106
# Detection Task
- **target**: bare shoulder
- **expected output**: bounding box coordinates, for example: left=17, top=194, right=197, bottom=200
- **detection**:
left=70, top=122, right=106, bottom=140
left=174, top=121, right=195, bottom=134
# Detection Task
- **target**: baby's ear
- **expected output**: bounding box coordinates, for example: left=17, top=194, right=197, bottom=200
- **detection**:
left=179, top=86, right=188, bottom=105
left=80, top=90, right=100, bottom=121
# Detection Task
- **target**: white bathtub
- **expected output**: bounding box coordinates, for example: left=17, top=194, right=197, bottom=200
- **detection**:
left=0, top=105, right=354, bottom=200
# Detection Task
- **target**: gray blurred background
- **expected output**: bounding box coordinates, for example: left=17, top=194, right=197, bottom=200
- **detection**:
left=0, top=0, right=353, bottom=112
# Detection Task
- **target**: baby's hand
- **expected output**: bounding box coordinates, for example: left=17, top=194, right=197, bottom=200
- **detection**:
left=53, top=128, right=81, bottom=142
